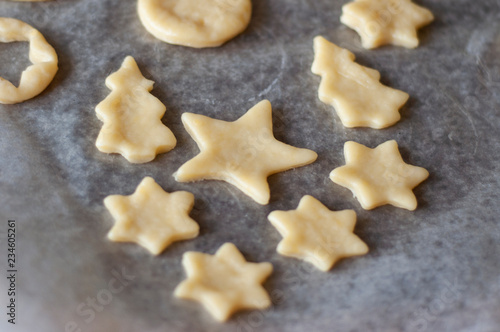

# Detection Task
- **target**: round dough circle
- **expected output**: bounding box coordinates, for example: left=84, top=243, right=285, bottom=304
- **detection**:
left=0, top=18, right=58, bottom=105
left=137, top=0, right=252, bottom=48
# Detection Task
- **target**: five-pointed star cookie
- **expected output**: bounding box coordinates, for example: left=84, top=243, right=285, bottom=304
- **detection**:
left=174, top=100, right=318, bottom=205
left=312, top=36, right=409, bottom=129
left=330, top=140, right=429, bottom=210
left=174, top=242, right=273, bottom=321
left=96, top=56, right=176, bottom=163
left=104, top=177, right=199, bottom=255
left=268, top=195, right=368, bottom=271
left=341, top=0, right=434, bottom=49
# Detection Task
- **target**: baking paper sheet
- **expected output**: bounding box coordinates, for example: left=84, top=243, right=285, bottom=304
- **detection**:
left=0, top=0, right=499, bottom=331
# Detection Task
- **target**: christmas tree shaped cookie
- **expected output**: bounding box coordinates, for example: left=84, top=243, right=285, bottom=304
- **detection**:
left=312, top=36, right=409, bottom=129
left=95, top=56, right=176, bottom=163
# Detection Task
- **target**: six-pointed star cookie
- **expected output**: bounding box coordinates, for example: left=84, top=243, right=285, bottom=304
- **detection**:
left=104, top=177, right=199, bottom=255
left=174, top=242, right=273, bottom=321
left=312, top=36, right=409, bottom=129
left=268, top=195, right=369, bottom=271
left=174, top=100, right=318, bottom=205
left=341, top=0, right=434, bottom=49
left=330, top=140, right=429, bottom=210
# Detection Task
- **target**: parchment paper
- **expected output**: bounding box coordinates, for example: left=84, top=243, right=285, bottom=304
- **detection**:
left=0, top=0, right=499, bottom=331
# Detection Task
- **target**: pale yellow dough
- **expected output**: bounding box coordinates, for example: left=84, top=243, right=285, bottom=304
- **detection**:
left=0, top=17, right=58, bottom=104
left=268, top=195, right=368, bottom=271
left=104, top=177, right=199, bottom=255
left=95, top=56, right=176, bottom=163
left=137, top=0, right=252, bottom=48
left=341, top=0, right=434, bottom=49
left=330, top=140, right=429, bottom=211
left=312, top=36, right=409, bottom=129
left=174, top=243, right=273, bottom=322
left=174, top=100, right=318, bottom=205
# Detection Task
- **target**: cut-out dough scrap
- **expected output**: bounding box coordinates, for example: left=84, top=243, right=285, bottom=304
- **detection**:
left=268, top=195, right=368, bottom=271
left=330, top=140, right=429, bottom=211
left=312, top=36, right=409, bottom=129
left=174, top=242, right=273, bottom=322
left=104, top=177, right=199, bottom=255
left=137, top=0, right=252, bottom=48
left=174, top=100, right=318, bottom=205
left=0, top=17, right=58, bottom=104
left=341, top=0, right=434, bottom=49
left=95, top=56, right=176, bottom=164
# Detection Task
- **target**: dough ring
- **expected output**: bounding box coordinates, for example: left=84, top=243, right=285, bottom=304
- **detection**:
left=0, top=18, right=58, bottom=104
left=137, top=0, right=252, bottom=48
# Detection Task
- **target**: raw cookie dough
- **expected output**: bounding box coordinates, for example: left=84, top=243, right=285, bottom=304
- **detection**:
left=330, top=140, right=429, bottom=211
left=341, top=0, right=434, bottom=49
left=174, top=100, right=318, bottom=205
left=174, top=242, right=273, bottom=322
left=137, top=0, right=252, bottom=48
left=312, top=36, right=409, bottom=129
left=268, top=195, right=368, bottom=271
left=0, top=17, right=58, bottom=104
left=95, top=56, right=176, bottom=163
left=104, top=177, right=199, bottom=255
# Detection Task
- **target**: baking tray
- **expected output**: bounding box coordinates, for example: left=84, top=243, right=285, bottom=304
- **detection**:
left=1, top=0, right=499, bottom=331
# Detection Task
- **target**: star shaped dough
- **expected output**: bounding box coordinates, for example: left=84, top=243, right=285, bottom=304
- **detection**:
left=341, top=0, right=434, bottom=49
left=174, top=243, right=273, bottom=322
left=312, top=36, right=409, bottom=129
left=268, top=195, right=368, bottom=271
left=104, top=177, right=199, bottom=255
left=330, top=140, right=429, bottom=210
left=174, top=100, right=318, bottom=205
left=96, top=56, right=176, bottom=163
